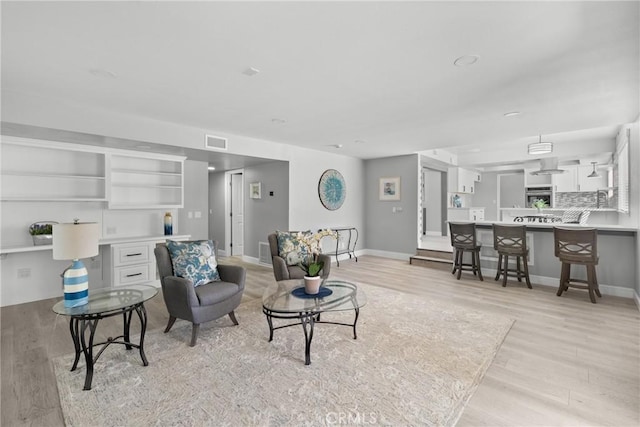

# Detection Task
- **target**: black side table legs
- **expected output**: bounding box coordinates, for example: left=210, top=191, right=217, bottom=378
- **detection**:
left=67, top=302, right=150, bottom=390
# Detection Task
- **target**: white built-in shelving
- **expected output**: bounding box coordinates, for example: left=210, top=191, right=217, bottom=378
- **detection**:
left=1, top=138, right=107, bottom=201
left=107, top=153, right=184, bottom=209
left=1, top=136, right=185, bottom=209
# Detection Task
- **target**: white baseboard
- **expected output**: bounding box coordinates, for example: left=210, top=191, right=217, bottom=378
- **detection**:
left=360, top=249, right=414, bottom=261
left=634, top=290, right=640, bottom=311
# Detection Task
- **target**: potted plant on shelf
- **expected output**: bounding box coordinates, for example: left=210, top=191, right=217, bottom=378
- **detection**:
left=296, top=229, right=336, bottom=294
left=29, top=221, right=58, bottom=246
left=532, top=199, right=549, bottom=214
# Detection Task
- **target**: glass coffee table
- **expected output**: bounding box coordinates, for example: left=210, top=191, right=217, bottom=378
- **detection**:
left=262, top=279, right=366, bottom=365
left=52, top=285, right=158, bottom=390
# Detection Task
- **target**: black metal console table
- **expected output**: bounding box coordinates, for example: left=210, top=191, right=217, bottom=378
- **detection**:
left=52, top=285, right=158, bottom=390
left=331, top=226, right=358, bottom=266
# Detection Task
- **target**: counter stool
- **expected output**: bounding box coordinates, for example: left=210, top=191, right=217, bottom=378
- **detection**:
left=553, top=227, right=601, bottom=303
left=492, top=224, right=531, bottom=288
left=449, top=222, right=483, bottom=281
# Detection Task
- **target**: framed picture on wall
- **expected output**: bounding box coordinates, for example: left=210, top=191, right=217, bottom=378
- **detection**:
left=379, top=177, right=400, bottom=201
left=249, top=182, right=262, bottom=199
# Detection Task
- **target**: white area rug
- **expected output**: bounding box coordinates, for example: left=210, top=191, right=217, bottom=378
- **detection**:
left=53, top=283, right=513, bottom=426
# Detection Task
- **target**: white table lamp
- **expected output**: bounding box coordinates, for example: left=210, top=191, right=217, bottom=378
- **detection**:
left=53, top=221, right=101, bottom=307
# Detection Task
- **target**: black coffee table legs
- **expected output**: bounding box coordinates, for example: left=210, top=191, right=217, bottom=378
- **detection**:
left=263, top=308, right=360, bottom=365
left=67, top=303, right=149, bottom=390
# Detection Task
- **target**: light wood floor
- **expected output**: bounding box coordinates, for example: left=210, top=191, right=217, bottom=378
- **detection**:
left=2, top=255, right=638, bottom=426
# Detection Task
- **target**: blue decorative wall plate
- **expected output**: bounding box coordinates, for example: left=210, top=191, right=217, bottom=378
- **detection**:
left=318, top=169, right=346, bottom=210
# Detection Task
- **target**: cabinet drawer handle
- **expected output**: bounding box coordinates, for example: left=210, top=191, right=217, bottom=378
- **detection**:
left=125, top=272, right=143, bottom=278
left=125, top=253, right=143, bottom=257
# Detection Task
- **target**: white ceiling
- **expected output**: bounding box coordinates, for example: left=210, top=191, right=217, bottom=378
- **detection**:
left=1, top=1, right=638, bottom=165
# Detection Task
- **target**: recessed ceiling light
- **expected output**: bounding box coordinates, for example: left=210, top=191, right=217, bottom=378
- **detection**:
left=89, top=68, right=117, bottom=78
left=453, top=55, right=480, bottom=67
left=242, top=67, right=260, bottom=76
left=208, top=166, right=216, bottom=171
left=271, top=118, right=286, bottom=124
left=504, top=111, right=521, bottom=117
left=334, top=144, right=343, bottom=149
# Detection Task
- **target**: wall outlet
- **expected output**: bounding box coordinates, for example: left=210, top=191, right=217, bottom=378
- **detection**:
left=194, top=211, right=202, bottom=219
left=17, top=268, right=31, bottom=278
left=90, top=257, right=101, bottom=269
left=188, top=211, right=193, bottom=219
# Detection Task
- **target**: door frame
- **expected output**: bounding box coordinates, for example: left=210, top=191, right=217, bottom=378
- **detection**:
left=224, top=169, right=244, bottom=257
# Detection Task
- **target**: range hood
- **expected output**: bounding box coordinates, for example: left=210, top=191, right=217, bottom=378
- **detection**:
left=530, top=157, right=566, bottom=175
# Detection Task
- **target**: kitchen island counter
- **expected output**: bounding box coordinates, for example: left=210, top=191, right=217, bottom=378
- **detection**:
left=450, top=220, right=637, bottom=298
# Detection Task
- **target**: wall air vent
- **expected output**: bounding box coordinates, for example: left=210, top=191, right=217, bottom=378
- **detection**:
left=205, top=134, right=228, bottom=151
left=258, top=241, right=271, bottom=266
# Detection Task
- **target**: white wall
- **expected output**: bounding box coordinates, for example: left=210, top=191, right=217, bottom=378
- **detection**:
left=2, top=92, right=366, bottom=240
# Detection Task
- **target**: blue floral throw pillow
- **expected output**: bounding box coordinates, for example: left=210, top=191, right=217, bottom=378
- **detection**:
left=276, top=231, right=311, bottom=266
left=167, top=240, right=221, bottom=287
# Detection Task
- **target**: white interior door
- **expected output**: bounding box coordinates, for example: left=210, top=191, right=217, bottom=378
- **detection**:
left=231, top=173, right=244, bottom=256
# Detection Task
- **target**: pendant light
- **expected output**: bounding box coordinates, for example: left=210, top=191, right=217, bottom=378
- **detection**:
left=587, top=162, right=600, bottom=178
left=528, top=135, right=553, bottom=155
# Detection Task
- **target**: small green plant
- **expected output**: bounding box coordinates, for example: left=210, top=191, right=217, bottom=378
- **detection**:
left=531, top=199, right=549, bottom=209
left=29, top=223, right=54, bottom=235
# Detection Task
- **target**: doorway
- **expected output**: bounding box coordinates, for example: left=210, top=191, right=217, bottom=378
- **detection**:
left=225, top=170, right=244, bottom=257
left=422, top=167, right=448, bottom=237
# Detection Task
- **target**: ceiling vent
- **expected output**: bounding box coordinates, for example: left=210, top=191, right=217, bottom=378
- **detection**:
left=205, top=134, right=228, bottom=151
left=530, top=157, right=566, bottom=175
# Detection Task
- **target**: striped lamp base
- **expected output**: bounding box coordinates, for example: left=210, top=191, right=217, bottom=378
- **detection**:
left=63, top=259, right=89, bottom=307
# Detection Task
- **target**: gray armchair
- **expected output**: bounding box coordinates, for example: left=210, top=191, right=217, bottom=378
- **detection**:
left=268, top=233, right=331, bottom=281
left=154, top=241, right=246, bottom=346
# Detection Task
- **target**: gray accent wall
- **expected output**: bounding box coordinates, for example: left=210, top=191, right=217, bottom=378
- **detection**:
left=499, top=172, right=525, bottom=209
left=365, top=154, right=419, bottom=254
left=473, top=171, right=499, bottom=221
left=243, top=161, right=289, bottom=258
left=208, top=171, right=226, bottom=247
left=178, top=160, right=209, bottom=240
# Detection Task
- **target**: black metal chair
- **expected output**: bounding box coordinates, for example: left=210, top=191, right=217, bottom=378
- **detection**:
left=493, top=224, right=531, bottom=288
left=448, top=222, right=483, bottom=281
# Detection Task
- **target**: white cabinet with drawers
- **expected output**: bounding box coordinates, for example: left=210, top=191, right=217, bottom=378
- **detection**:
left=103, top=235, right=190, bottom=287
left=109, top=242, right=154, bottom=287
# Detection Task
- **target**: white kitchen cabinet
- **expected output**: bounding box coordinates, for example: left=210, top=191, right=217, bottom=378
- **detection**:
left=553, top=165, right=577, bottom=192
left=107, top=153, right=185, bottom=209
left=448, top=207, right=484, bottom=221
left=576, top=165, right=609, bottom=191
left=448, top=167, right=480, bottom=194
left=524, top=168, right=552, bottom=187
left=469, top=208, right=485, bottom=221
left=0, top=137, right=107, bottom=201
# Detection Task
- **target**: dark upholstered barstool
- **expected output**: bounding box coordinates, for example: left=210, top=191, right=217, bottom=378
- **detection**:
left=553, top=227, right=601, bottom=303
left=449, top=222, right=483, bottom=281
left=492, top=224, right=531, bottom=288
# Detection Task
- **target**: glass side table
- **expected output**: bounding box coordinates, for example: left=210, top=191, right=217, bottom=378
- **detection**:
left=52, top=284, right=158, bottom=390
left=262, top=279, right=366, bottom=365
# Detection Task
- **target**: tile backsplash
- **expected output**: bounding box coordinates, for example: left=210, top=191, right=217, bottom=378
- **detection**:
left=555, top=189, right=617, bottom=209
